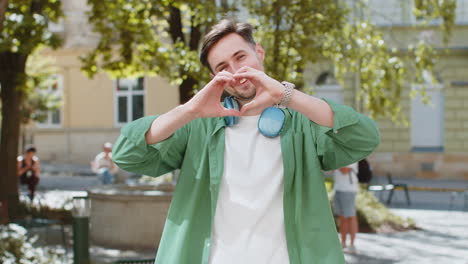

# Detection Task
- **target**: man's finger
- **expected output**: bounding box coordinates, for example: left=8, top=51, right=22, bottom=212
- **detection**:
left=208, top=76, right=233, bottom=92
left=217, top=70, right=234, bottom=78
left=220, top=108, right=241, bottom=117
left=235, top=66, right=256, bottom=73
left=239, top=100, right=257, bottom=115
left=233, top=72, right=259, bottom=85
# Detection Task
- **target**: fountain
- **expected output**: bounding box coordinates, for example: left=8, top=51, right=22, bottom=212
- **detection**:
left=88, top=180, right=174, bottom=249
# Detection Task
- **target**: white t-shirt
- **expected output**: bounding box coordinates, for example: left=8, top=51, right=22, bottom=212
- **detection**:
left=209, top=115, right=289, bottom=264
left=92, top=152, right=118, bottom=174
left=333, top=162, right=359, bottom=192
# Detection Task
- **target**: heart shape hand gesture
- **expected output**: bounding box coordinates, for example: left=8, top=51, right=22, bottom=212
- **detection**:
left=186, top=67, right=285, bottom=118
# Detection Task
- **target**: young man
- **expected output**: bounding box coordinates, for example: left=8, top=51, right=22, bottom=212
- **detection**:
left=113, top=19, right=380, bottom=264
left=17, top=145, right=41, bottom=200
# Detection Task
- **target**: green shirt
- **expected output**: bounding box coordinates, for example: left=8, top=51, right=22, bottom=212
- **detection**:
left=112, top=99, right=380, bottom=264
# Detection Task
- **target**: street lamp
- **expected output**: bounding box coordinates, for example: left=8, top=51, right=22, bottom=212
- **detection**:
left=72, top=196, right=90, bottom=264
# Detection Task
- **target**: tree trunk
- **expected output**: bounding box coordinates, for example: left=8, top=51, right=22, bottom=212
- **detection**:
left=179, top=76, right=198, bottom=104
left=0, top=52, right=27, bottom=223
left=0, top=0, right=8, bottom=33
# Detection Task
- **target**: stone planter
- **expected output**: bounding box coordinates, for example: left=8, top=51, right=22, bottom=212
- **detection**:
left=88, top=183, right=173, bottom=249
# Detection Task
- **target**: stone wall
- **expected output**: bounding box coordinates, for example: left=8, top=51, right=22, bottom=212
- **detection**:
left=369, top=152, right=468, bottom=180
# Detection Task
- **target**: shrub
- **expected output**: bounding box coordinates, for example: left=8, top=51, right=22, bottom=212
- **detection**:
left=356, top=188, right=416, bottom=232
left=326, top=179, right=416, bottom=233
left=0, top=223, right=69, bottom=264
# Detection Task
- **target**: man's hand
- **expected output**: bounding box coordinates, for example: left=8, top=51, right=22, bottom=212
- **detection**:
left=185, top=71, right=241, bottom=118
left=233, top=66, right=284, bottom=115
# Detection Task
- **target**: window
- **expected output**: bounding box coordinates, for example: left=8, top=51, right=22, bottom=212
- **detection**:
left=37, top=75, right=63, bottom=128
left=115, top=77, right=145, bottom=126
left=313, top=72, right=343, bottom=104
left=410, top=83, right=444, bottom=152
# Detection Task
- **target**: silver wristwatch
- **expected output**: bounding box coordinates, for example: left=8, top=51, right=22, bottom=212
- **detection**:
left=280, top=81, right=295, bottom=108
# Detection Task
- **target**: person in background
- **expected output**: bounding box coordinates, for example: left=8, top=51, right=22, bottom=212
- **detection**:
left=91, top=142, right=118, bottom=184
left=333, top=162, right=360, bottom=253
left=17, top=145, right=41, bottom=200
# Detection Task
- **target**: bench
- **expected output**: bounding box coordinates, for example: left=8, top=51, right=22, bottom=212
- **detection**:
left=367, top=173, right=411, bottom=205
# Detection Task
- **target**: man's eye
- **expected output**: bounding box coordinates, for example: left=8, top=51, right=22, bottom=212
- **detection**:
left=237, top=55, right=245, bottom=60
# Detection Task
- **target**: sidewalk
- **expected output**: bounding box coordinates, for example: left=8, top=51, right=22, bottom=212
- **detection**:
left=345, top=209, right=468, bottom=263
left=32, top=175, right=468, bottom=263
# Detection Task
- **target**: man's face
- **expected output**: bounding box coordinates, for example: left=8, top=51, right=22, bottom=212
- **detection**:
left=207, top=33, right=265, bottom=101
left=24, top=151, right=35, bottom=159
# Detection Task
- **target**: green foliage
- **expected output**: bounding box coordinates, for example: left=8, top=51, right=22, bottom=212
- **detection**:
left=322, top=0, right=454, bottom=123
left=0, top=1, right=64, bottom=121
left=0, top=0, right=63, bottom=54
left=81, top=0, right=218, bottom=91
left=356, top=188, right=416, bottom=232
left=83, top=0, right=456, bottom=122
left=21, top=48, right=62, bottom=123
left=242, top=0, right=348, bottom=88
left=0, top=48, right=62, bottom=124
left=323, top=20, right=407, bottom=122
left=413, top=0, right=457, bottom=43
left=0, top=224, right=67, bottom=264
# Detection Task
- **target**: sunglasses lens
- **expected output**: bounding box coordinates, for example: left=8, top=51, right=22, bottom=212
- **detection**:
left=258, top=107, right=285, bottom=138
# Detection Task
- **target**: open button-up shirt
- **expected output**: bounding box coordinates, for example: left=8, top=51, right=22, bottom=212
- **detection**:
left=112, top=99, right=380, bottom=264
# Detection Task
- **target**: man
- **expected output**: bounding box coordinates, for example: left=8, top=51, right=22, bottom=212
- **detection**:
left=17, top=145, right=41, bottom=200
left=113, top=19, right=380, bottom=264
left=91, top=142, right=118, bottom=184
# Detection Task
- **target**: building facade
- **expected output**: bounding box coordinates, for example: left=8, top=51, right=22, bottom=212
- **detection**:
left=25, top=0, right=468, bottom=179
left=24, top=0, right=179, bottom=165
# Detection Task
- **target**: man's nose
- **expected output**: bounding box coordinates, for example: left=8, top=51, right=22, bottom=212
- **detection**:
left=230, top=62, right=243, bottom=73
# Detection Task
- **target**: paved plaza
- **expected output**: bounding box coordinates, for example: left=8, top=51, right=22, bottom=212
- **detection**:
left=29, top=173, right=468, bottom=263
left=345, top=209, right=468, bottom=263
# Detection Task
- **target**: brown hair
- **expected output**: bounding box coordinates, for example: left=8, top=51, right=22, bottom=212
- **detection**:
left=200, top=19, right=256, bottom=71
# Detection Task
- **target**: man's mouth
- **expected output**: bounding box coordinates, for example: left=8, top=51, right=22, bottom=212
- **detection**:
left=239, top=78, right=247, bottom=84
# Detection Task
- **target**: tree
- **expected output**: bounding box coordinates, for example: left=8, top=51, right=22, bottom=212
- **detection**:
left=321, top=0, right=456, bottom=122
left=82, top=0, right=455, bottom=122
left=0, top=0, right=63, bottom=223
left=0, top=0, right=7, bottom=32
left=82, top=0, right=223, bottom=103
left=21, top=48, right=62, bottom=125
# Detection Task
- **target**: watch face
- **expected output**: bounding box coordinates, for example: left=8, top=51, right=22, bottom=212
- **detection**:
left=258, top=107, right=285, bottom=138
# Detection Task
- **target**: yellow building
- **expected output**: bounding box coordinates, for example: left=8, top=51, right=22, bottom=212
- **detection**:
left=27, top=49, right=179, bottom=165
left=25, top=0, right=468, bottom=180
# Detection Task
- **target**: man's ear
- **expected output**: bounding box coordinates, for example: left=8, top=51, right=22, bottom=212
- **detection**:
left=255, top=43, right=265, bottom=62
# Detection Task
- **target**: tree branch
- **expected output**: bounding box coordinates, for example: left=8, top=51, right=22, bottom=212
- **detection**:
left=271, top=1, right=282, bottom=76
left=189, top=16, right=201, bottom=51
left=168, top=5, right=185, bottom=44
left=0, top=0, right=8, bottom=32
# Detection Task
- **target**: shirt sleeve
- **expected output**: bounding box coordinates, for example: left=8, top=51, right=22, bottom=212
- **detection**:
left=112, top=115, right=189, bottom=177
left=316, top=99, right=380, bottom=171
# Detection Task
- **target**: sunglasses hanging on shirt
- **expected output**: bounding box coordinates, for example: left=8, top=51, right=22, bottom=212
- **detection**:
left=224, top=96, right=286, bottom=138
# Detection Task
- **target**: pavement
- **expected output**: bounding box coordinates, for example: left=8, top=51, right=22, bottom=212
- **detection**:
left=346, top=209, right=468, bottom=263
left=26, top=173, right=468, bottom=264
